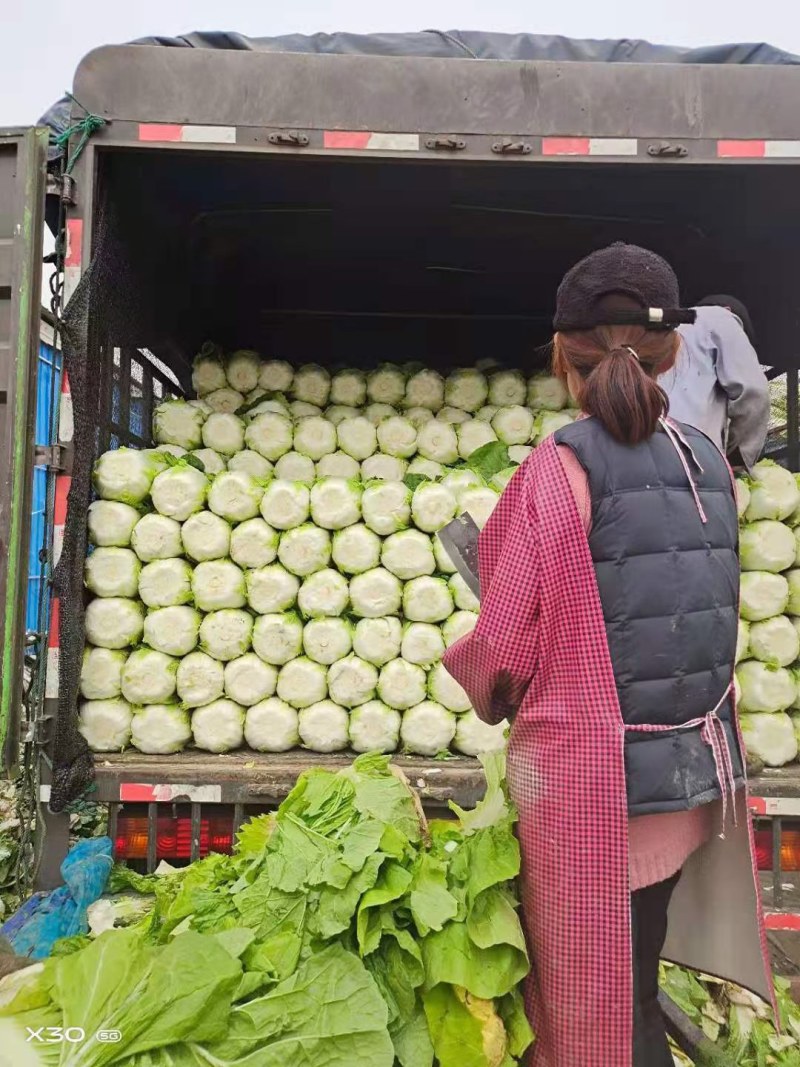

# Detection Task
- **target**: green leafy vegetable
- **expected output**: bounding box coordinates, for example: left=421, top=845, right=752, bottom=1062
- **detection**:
left=2, top=754, right=533, bottom=1066
left=465, top=442, right=511, bottom=482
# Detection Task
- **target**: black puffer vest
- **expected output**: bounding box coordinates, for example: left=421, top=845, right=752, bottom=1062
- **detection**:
left=554, top=417, right=743, bottom=816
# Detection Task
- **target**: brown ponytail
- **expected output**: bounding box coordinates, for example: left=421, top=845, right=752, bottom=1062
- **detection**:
left=552, top=325, right=679, bottom=446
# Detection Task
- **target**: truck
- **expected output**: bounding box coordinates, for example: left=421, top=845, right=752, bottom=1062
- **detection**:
left=3, top=33, right=800, bottom=963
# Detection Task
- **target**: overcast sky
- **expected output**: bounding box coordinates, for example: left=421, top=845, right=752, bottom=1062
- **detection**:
left=3, top=0, right=800, bottom=126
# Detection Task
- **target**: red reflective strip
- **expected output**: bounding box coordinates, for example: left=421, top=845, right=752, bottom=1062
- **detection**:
left=54, top=476, right=71, bottom=525
left=765, top=912, right=800, bottom=931
left=120, top=784, right=158, bottom=802
left=61, top=372, right=70, bottom=395
left=717, top=140, right=766, bottom=158
left=65, top=220, right=82, bottom=267
left=139, top=124, right=183, bottom=142
left=749, top=796, right=767, bottom=815
left=48, top=598, right=60, bottom=647
left=323, top=131, right=372, bottom=150
left=542, top=137, right=591, bottom=156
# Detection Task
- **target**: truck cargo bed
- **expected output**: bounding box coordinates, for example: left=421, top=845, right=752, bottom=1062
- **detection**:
left=91, top=750, right=487, bottom=810
left=749, top=768, right=800, bottom=799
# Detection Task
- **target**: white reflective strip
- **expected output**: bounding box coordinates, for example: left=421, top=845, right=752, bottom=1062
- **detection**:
left=588, top=138, right=638, bottom=156
left=181, top=126, right=236, bottom=143
left=52, top=524, right=64, bottom=569
left=156, top=783, right=221, bottom=803
left=63, top=265, right=81, bottom=304
left=754, top=796, right=800, bottom=817
left=39, top=785, right=51, bottom=803
left=765, top=141, right=800, bottom=158
left=58, top=391, right=74, bottom=444
left=119, top=782, right=223, bottom=803
left=366, top=133, right=420, bottom=152
left=45, top=647, right=59, bottom=699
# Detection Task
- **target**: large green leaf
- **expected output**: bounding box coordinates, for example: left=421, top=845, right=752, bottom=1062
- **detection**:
left=422, top=919, right=528, bottom=1001
left=423, top=984, right=506, bottom=1067
left=464, top=443, right=511, bottom=483
left=390, top=996, right=435, bottom=1067
left=356, top=861, right=414, bottom=956
left=313, top=852, right=386, bottom=940
left=408, top=853, right=459, bottom=937
left=48, top=928, right=241, bottom=1064
left=449, top=751, right=511, bottom=834
left=497, top=989, right=535, bottom=1059
left=193, top=943, right=394, bottom=1066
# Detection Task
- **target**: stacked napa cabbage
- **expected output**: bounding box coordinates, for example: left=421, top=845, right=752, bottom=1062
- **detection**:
left=735, top=460, right=800, bottom=767
left=80, top=346, right=576, bottom=759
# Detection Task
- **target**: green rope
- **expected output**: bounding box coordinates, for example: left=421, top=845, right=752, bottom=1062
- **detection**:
left=53, top=92, right=107, bottom=175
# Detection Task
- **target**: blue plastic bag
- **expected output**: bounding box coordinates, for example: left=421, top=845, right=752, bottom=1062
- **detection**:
left=0, top=836, right=113, bottom=959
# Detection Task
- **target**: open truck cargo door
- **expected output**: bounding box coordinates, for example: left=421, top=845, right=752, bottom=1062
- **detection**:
left=0, top=128, right=47, bottom=774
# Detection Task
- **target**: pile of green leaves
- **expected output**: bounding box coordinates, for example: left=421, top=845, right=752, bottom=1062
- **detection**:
left=0, top=751, right=532, bottom=1067
left=662, top=963, right=800, bottom=1066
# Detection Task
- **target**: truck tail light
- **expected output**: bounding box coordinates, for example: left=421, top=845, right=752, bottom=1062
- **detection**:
left=114, top=809, right=234, bottom=861
left=754, top=828, right=800, bottom=872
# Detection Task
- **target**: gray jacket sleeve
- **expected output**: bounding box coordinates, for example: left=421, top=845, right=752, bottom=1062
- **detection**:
left=709, top=308, right=770, bottom=470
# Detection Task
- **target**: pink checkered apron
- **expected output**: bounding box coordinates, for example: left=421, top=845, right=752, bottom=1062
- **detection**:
left=443, top=436, right=773, bottom=1067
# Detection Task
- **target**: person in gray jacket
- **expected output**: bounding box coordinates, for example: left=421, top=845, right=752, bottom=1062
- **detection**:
left=661, top=295, right=770, bottom=470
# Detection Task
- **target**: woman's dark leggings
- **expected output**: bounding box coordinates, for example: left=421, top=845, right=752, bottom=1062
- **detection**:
left=631, top=870, right=681, bottom=1067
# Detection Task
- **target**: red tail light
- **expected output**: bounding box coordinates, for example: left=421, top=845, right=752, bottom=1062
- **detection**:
left=114, top=811, right=234, bottom=861
left=754, top=828, right=800, bottom=872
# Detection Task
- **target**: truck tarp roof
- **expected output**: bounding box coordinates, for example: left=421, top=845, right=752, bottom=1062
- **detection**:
left=42, top=28, right=800, bottom=150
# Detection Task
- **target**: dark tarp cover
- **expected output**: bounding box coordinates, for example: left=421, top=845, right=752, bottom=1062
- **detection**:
left=41, top=27, right=800, bottom=151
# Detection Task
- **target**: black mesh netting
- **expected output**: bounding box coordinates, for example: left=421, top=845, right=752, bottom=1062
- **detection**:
left=50, top=190, right=160, bottom=811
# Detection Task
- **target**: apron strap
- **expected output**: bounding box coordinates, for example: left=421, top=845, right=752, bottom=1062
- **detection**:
left=625, top=684, right=737, bottom=836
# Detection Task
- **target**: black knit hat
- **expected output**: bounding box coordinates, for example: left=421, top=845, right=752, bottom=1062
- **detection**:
left=553, top=243, right=696, bottom=331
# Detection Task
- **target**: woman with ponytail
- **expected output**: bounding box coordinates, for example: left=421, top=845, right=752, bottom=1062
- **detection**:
left=443, top=244, right=772, bottom=1067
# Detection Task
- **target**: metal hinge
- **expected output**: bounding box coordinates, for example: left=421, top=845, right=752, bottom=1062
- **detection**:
left=24, top=712, right=53, bottom=747
left=34, top=444, right=67, bottom=472
left=46, top=172, right=77, bottom=206
left=491, top=139, right=532, bottom=156
left=425, top=136, right=466, bottom=152
left=267, top=131, right=310, bottom=148
left=647, top=141, right=689, bottom=159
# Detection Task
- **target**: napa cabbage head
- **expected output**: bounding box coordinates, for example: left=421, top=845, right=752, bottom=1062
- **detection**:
left=362, top=481, right=411, bottom=535
left=740, top=520, right=796, bottom=573
left=80, top=647, right=127, bottom=700
left=245, top=698, right=299, bottom=752
left=192, top=343, right=227, bottom=395
left=404, top=368, right=444, bottom=411
left=292, top=364, right=331, bottom=407
left=93, top=448, right=161, bottom=506
left=192, top=699, right=245, bottom=753
left=736, top=660, right=796, bottom=713
left=201, top=412, right=245, bottom=456
left=225, top=349, right=261, bottom=393
left=746, top=459, right=800, bottom=522
left=367, top=365, right=406, bottom=406
left=298, top=701, right=350, bottom=752
left=131, top=704, right=192, bottom=754
left=153, top=399, right=206, bottom=450
left=130, top=514, right=183, bottom=562
left=150, top=462, right=209, bottom=521
left=330, top=369, right=367, bottom=407
left=84, top=598, right=144, bottom=650
left=445, top=369, right=489, bottom=413
left=87, top=500, right=140, bottom=548
left=294, top=416, right=338, bottom=461
left=78, top=699, right=133, bottom=752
